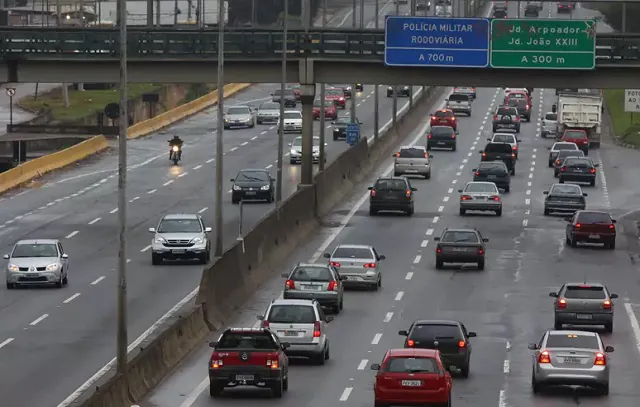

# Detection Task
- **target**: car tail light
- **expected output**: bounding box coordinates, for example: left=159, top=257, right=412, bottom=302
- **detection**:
left=557, top=298, right=567, bottom=309
left=603, top=300, right=612, bottom=309
left=575, top=223, right=581, bottom=228
left=458, top=340, right=466, bottom=348
left=477, top=248, right=484, bottom=255
left=511, top=153, right=516, bottom=158
left=594, top=352, right=606, bottom=365
left=405, top=189, right=412, bottom=198
left=267, top=359, right=279, bottom=369
left=609, top=224, right=615, bottom=230
left=428, top=134, right=433, bottom=139
left=474, top=171, right=480, bottom=177
left=262, top=320, right=270, bottom=328
left=514, top=116, right=520, bottom=122
left=328, top=280, right=338, bottom=291
left=490, top=195, right=500, bottom=201
left=589, top=168, right=596, bottom=174
left=451, top=117, right=456, bottom=121
left=424, top=152, right=429, bottom=158
left=285, top=279, right=295, bottom=289
left=451, top=134, right=456, bottom=139
left=395, top=152, right=400, bottom=157
left=211, top=352, right=223, bottom=368
left=582, top=140, right=588, bottom=145
left=556, top=160, right=562, bottom=166
left=330, top=261, right=341, bottom=268
left=481, top=153, right=486, bottom=158
left=461, top=195, right=472, bottom=200
left=538, top=350, right=551, bottom=364
left=431, top=116, right=437, bottom=121
left=513, top=145, right=518, bottom=150
left=407, top=339, right=415, bottom=347
left=313, top=321, right=322, bottom=337
left=363, top=263, right=376, bottom=268
left=339, top=97, right=344, bottom=101
left=493, top=115, right=498, bottom=121
left=370, top=189, right=376, bottom=197
left=436, top=247, right=442, bottom=254
left=526, top=105, right=530, bottom=110
left=560, top=166, right=567, bottom=172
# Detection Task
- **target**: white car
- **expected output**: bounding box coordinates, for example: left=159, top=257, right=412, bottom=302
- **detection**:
left=278, top=110, right=303, bottom=133
left=547, top=142, right=579, bottom=167
left=541, top=112, right=558, bottom=138
left=503, top=87, right=530, bottom=100
left=489, top=133, right=521, bottom=159
left=289, top=136, right=325, bottom=164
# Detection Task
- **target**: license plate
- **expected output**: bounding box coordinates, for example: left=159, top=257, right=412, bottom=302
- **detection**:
left=453, top=247, right=467, bottom=252
left=437, top=141, right=446, bottom=145
left=439, top=120, right=448, bottom=123
left=588, top=234, right=600, bottom=239
left=563, top=357, right=581, bottom=364
left=234, top=121, right=241, bottom=123
left=476, top=196, right=487, bottom=200
left=302, top=285, right=321, bottom=291
left=27, top=274, right=40, bottom=278
left=344, top=276, right=362, bottom=281
left=172, top=249, right=186, bottom=254
left=573, top=168, right=582, bottom=172
left=405, top=169, right=418, bottom=173
left=245, top=191, right=256, bottom=195
left=487, top=175, right=496, bottom=179
left=283, top=330, right=298, bottom=337
left=402, top=380, right=422, bottom=387
left=577, top=313, right=592, bottom=320
left=236, top=375, right=254, bottom=381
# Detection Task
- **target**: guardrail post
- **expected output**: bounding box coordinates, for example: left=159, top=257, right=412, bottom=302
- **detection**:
left=300, top=84, right=316, bottom=185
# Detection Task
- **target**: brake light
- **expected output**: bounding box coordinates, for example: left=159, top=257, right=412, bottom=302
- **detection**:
left=594, top=352, right=606, bottom=365
left=370, top=189, right=376, bottom=197
left=575, top=223, right=581, bottom=228
left=609, top=224, right=615, bottom=230
left=512, top=145, right=518, bottom=150
left=424, top=152, right=428, bottom=158
left=589, top=168, right=596, bottom=174
left=395, top=152, right=400, bottom=157
left=363, top=263, right=376, bottom=268
left=451, top=117, right=456, bottom=121
left=582, top=140, right=588, bottom=145
left=458, top=340, right=466, bottom=348
left=461, top=195, right=472, bottom=200
left=556, top=160, right=562, bottom=165
left=451, top=134, right=456, bottom=139
left=405, top=189, right=412, bottom=198
left=511, top=153, right=516, bottom=158
left=474, top=171, right=480, bottom=177
left=431, top=116, right=437, bottom=121
left=339, top=97, right=344, bottom=101
left=481, top=153, right=486, bottom=158
left=268, top=358, right=279, bottom=369
left=491, top=195, right=500, bottom=201
left=538, top=350, right=551, bottom=363
left=262, top=320, right=270, bottom=328
left=526, top=105, right=530, bottom=110
left=330, top=261, right=341, bottom=268
left=493, top=115, right=498, bottom=121
left=436, top=247, right=442, bottom=254
left=313, top=321, right=321, bottom=337
left=557, top=298, right=567, bottom=309
left=285, top=279, right=295, bottom=289
left=428, top=134, right=432, bottom=139
left=328, top=280, right=338, bottom=291
left=477, top=248, right=484, bottom=255
left=603, top=300, right=612, bottom=309
left=560, top=166, right=566, bottom=172
left=211, top=352, right=223, bottom=368
left=407, top=339, right=415, bottom=347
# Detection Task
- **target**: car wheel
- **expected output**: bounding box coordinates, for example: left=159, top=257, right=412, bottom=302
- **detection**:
left=325, top=345, right=330, bottom=360
left=206, top=248, right=211, bottom=262
left=199, top=254, right=208, bottom=264
left=492, top=126, right=497, bottom=132
left=55, top=275, right=64, bottom=288
left=516, top=126, right=521, bottom=133
left=152, top=253, right=162, bottom=265
left=559, top=178, right=565, bottom=184
left=290, top=159, right=296, bottom=165
left=339, top=298, right=344, bottom=310
left=257, top=119, right=262, bottom=124
left=283, top=374, right=289, bottom=391
left=590, top=179, right=596, bottom=187
left=425, top=171, right=431, bottom=180
left=548, top=161, right=553, bottom=168
left=510, top=168, right=515, bottom=176
left=505, top=186, right=510, bottom=193
left=271, top=378, right=284, bottom=398
left=452, top=144, right=457, bottom=151
left=232, top=197, right=240, bottom=204
left=531, top=373, right=541, bottom=394
left=62, top=273, right=68, bottom=285
left=333, top=302, right=341, bottom=314
left=333, top=135, right=338, bottom=141
left=477, top=260, right=485, bottom=271
left=315, top=350, right=326, bottom=365
left=468, top=110, right=472, bottom=116
left=609, top=240, right=616, bottom=250
left=374, top=402, right=389, bottom=407
left=600, top=382, right=609, bottom=396
left=460, top=363, right=470, bottom=378
left=605, top=322, right=613, bottom=333
left=544, top=208, right=549, bottom=216
left=435, top=259, right=444, bottom=269
left=209, top=382, right=223, bottom=397
left=369, top=207, right=377, bottom=216
left=6, top=282, right=14, bottom=289
left=459, top=208, right=466, bottom=216
left=377, top=275, right=382, bottom=288
left=393, top=171, right=400, bottom=176
left=565, top=236, right=571, bottom=245
left=496, top=209, right=502, bottom=217
left=570, top=235, right=578, bottom=247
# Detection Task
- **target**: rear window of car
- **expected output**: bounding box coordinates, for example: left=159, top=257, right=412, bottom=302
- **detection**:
left=555, top=143, right=577, bottom=151
left=564, top=285, right=606, bottom=299
left=484, top=143, right=513, bottom=153
left=546, top=333, right=599, bottom=349
left=479, top=162, right=506, bottom=170
left=465, top=183, right=499, bottom=193
left=557, top=150, right=584, bottom=159
left=375, top=179, right=408, bottom=191
left=434, top=110, right=454, bottom=118
left=291, top=266, right=333, bottom=281
left=563, top=158, right=591, bottom=166
left=410, top=324, right=462, bottom=340
left=399, top=148, right=426, bottom=158
left=267, top=305, right=316, bottom=324
left=332, top=247, right=374, bottom=259
left=441, top=231, right=479, bottom=243
left=508, top=99, right=527, bottom=107
left=550, top=184, right=581, bottom=195
left=385, top=357, right=440, bottom=373
left=492, top=134, right=515, bottom=143
left=449, top=94, right=469, bottom=102
left=496, top=107, right=517, bottom=115
left=430, top=126, right=454, bottom=136
left=564, top=130, right=587, bottom=139
left=217, top=332, right=277, bottom=349
left=545, top=113, right=557, bottom=121
left=576, top=212, right=612, bottom=224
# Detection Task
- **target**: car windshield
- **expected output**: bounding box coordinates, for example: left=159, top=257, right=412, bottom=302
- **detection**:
left=550, top=184, right=581, bottom=195
left=441, top=231, right=479, bottom=243
left=449, top=94, right=469, bottom=102
left=492, top=134, right=515, bottom=143
left=508, top=99, right=527, bottom=108
left=334, top=118, right=351, bottom=125
left=267, top=305, right=316, bottom=324
left=430, top=126, right=454, bottom=136
left=291, top=266, right=333, bottom=282
left=292, top=137, right=320, bottom=147
left=283, top=112, right=301, bottom=120
left=227, top=107, right=249, bottom=115
left=12, top=243, right=58, bottom=258
left=545, top=113, right=557, bottom=121
left=497, top=107, right=517, bottom=115
left=465, top=183, right=498, bottom=193
left=485, top=143, right=512, bottom=153
left=410, top=324, right=462, bottom=340
left=399, top=148, right=426, bottom=158
left=157, top=219, right=202, bottom=233
left=434, top=110, right=454, bottom=118
left=236, top=171, right=269, bottom=182
left=385, top=357, right=439, bottom=373
left=273, top=89, right=294, bottom=96
left=314, top=100, right=333, bottom=107
left=576, top=212, right=611, bottom=224
left=554, top=143, right=577, bottom=151
left=564, top=285, right=606, bottom=299
left=259, top=103, right=279, bottom=110
left=565, top=130, right=587, bottom=139
left=546, top=333, right=599, bottom=349
left=375, top=179, right=407, bottom=191
left=327, top=89, right=343, bottom=96
left=332, top=247, right=374, bottom=259
left=217, top=332, right=277, bottom=350
left=478, top=162, right=506, bottom=172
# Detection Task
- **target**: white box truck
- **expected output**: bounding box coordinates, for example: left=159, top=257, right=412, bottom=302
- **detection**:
left=553, top=90, right=603, bottom=148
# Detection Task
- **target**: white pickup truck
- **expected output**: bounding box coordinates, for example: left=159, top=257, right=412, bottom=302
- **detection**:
left=553, top=91, right=603, bottom=148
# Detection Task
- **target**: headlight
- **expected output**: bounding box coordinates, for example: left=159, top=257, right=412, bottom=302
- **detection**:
left=346, top=87, right=352, bottom=91
left=233, top=185, right=242, bottom=191
left=290, top=149, right=299, bottom=155
left=261, top=185, right=270, bottom=190
left=387, top=86, right=393, bottom=90
left=244, top=118, right=252, bottom=123
left=46, top=263, right=59, bottom=271
left=172, top=145, right=179, bottom=152
left=190, top=237, right=204, bottom=244
left=154, top=236, right=167, bottom=244
left=223, top=119, right=229, bottom=123
left=8, top=264, right=19, bottom=272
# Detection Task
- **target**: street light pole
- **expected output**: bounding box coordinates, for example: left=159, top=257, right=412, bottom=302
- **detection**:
left=350, top=0, right=357, bottom=124
left=392, top=1, right=399, bottom=127
left=319, top=0, right=327, bottom=171
left=373, top=0, right=379, bottom=142
left=276, top=0, right=288, bottom=217
left=215, top=0, right=225, bottom=256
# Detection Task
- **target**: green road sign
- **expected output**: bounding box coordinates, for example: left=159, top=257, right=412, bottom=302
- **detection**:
left=490, top=19, right=596, bottom=70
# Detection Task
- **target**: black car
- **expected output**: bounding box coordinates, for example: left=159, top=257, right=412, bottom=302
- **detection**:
left=332, top=117, right=361, bottom=141
left=507, top=98, right=531, bottom=122
left=427, top=125, right=456, bottom=151
left=493, top=0, right=507, bottom=11
left=524, top=4, right=539, bottom=16
left=479, top=142, right=516, bottom=175
left=434, top=228, right=488, bottom=270
left=543, top=183, right=587, bottom=216
left=559, top=157, right=598, bottom=186
left=553, top=150, right=585, bottom=176
left=472, top=161, right=511, bottom=192
left=492, top=9, right=507, bottom=18
left=387, top=85, right=411, bottom=97
left=272, top=89, right=297, bottom=107
left=492, top=106, right=521, bottom=133
left=399, top=320, right=476, bottom=377
left=230, top=169, right=275, bottom=204
left=368, top=177, right=416, bottom=216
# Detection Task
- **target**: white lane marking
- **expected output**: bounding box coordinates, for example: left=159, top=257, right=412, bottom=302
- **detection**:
left=241, top=142, right=248, bottom=146
left=523, top=219, right=528, bottom=227
left=265, top=164, right=273, bottom=169
left=206, top=158, right=215, bottom=163
left=426, top=228, right=434, bottom=236
left=432, top=216, right=439, bottom=223
left=499, top=389, right=507, bottom=407
left=395, top=291, right=404, bottom=301
left=129, top=196, right=140, bottom=202
left=421, top=240, right=429, bottom=248
left=193, top=165, right=203, bottom=170
left=413, top=255, right=421, bottom=264
left=443, top=196, right=449, bottom=202
left=63, top=293, right=81, bottom=304
left=525, top=198, right=530, bottom=205
left=198, top=207, right=208, bottom=214
left=227, top=189, right=232, bottom=194
left=339, top=387, right=353, bottom=402
left=437, top=205, right=444, bottom=212
left=357, top=359, right=368, bottom=370
left=90, top=276, right=105, bottom=286
left=29, top=314, right=49, bottom=326
left=230, top=147, right=238, bottom=152
left=140, top=245, right=152, bottom=252
left=525, top=190, right=531, bottom=195
left=503, top=359, right=510, bottom=374
left=109, top=208, right=118, bottom=214
left=251, top=136, right=258, bottom=140
left=88, top=218, right=101, bottom=225
left=178, top=172, right=188, bottom=178
left=163, top=180, right=174, bottom=186
left=65, top=231, right=79, bottom=239
left=624, top=303, right=640, bottom=357
left=0, top=338, right=14, bottom=349
left=448, top=188, right=453, bottom=194
left=371, top=333, right=382, bottom=345
left=406, top=272, right=414, bottom=280
left=261, top=131, right=268, bottom=135
left=127, top=259, right=132, bottom=263
left=384, top=312, right=394, bottom=322
left=147, top=189, right=157, bottom=194
left=506, top=341, right=511, bottom=350
left=178, top=378, right=209, bottom=407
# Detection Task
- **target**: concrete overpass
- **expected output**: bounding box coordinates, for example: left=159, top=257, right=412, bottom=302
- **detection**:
left=0, top=27, right=639, bottom=87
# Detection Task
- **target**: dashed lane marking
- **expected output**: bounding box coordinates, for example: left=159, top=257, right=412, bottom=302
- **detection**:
left=63, top=293, right=81, bottom=304
left=65, top=231, right=79, bottom=239
left=90, top=276, right=105, bottom=286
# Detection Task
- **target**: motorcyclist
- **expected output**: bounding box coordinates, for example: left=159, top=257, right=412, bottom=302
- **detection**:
left=168, top=135, right=183, bottom=160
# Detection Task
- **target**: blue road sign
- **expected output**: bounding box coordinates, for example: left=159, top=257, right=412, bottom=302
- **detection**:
left=384, top=16, right=490, bottom=68
left=346, top=123, right=360, bottom=146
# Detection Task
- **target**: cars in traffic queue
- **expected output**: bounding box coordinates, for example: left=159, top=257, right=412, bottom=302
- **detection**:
left=459, top=181, right=503, bottom=216
left=230, top=169, right=275, bottom=204
left=325, top=87, right=347, bottom=109
left=528, top=0, right=543, bottom=10
left=281, top=263, right=345, bottom=313
left=277, top=110, right=303, bottom=133
left=257, top=299, right=333, bottom=364
left=479, top=142, right=516, bottom=175
left=371, top=349, right=453, bottom=407
left=548, top=141, right=579, bottom=167
left=331, top=84, right=353, bottom=99
left=271, top=88, right=297, bottom=107
left=445, top=93, right=472, bottom=116
left=541, top=112, right=558, bottom=138
left=427, top=125, right=457, bottom=151
left=430, top=109, right=457, bottom=131
left=387, top=85, right=411, bottom=97
left=561, top=129, right=590, bottom=154
left=4, top=239, right=69, bottom=289
left=223, top=105, right=256, bottom=129
left=368, top=177, right=417, bottom=216
left=524, top=2, right=539, bottom=16
left=472, top=162, right=511, bottom=193
left=208, top=328, right=290, bottom=397
left=492, top=106, right=521, bottom=133
left=393, top=146, right=433, bottom=179
left=492, top=8, right=507, bottom=18
left=557, top=0, right=574, bottom=13
left=416, top=0, right=431, bottom=12
left=559, top=157, right=599, bottom=186
left=543, top=183, right=587, bottom=216
left=398, top=320, right=477, bottom=377
left=529, top=330, right=614, bottom=395
left=503, top=89, right=531, bottom=106
left=506, top=97, right=532, bottom=122
left=256, top=102, right=281, bottom=124
left=312, top=99, right=337, bottom=120
left=503, top=87, right=531, bottom=100
left=332, top=117, right=361, bottom=141
left=552, top=150, right=585, bottom=176
left=323, top=244, right=385, bottom=290
left=289, top=136, right=325, bottom=164
left=434, top=228, right=488, bottom=270
left=550, top=283, right=618, bottom=333
left=565, top=210, right=617, bottom=249
left=493, top=0, right=508, bottom=12
left=489, top=133, right=520, bottom=159
left=453, top=86, right=476, bottom=99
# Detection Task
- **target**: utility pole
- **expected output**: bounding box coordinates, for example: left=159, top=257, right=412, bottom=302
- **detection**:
left=350, top=0, right=357, bottom=124
left=276, top=0, right=288, bottom=217
left=56, top=0, right=69, bottom=108
left=392, top=0, right=399, bottom=127
left=156, top=0, right=161, bottom=27
left=319, top=0, right=327, bottom=170
left=215, top=0, right=225, bottom=256
left=147, top=0, right=153, bottom=26
left=373, top=0, right=379, bottom=142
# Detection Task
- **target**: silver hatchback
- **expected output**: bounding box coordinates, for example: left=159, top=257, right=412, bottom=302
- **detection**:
left=323, top=244, right=385, bottom=290
left=258, top=299, right=333, bottom=364
left=550, top=283, right=617, bottom=333
left=529, top=330, right=614, bottom=395
left=393, top=146, right=433, bottom=179
left=4, top=239, right=69, bottom=289
left=282, top=263, right=345, bottom=313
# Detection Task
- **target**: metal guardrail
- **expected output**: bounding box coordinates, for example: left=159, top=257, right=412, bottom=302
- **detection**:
left=0, top=28, right=639, bottom=63
left=7, top=123, right=120, bottom=136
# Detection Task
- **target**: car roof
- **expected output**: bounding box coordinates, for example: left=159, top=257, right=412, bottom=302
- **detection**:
left=430, top=125, right=454, bottom=130
left=334, top=244, right=373, bottom=250
left=553, top=142, right=577, bottom=146
left=486, top=142, right=511, bottom=146
left=239, top=168, right=269, bottom=172
left=387, top=348, right=439, bottom=358
left=270, top=299, right=317, bottom=307
left=550, top=183, right=581, bottom=189
left=162, top=214, right=199, bottom=220
left=547, top=329, right=598, bottom=338
left=575, top=210, right=610, bottom=217
left=493, top=133, right=516, bottom=137
left=466, top=181, right=499, bottom=187
left=400, top=145, right=426, bottom=150
left=295, top=263, right=330, bottom=268
left=284, top=110, right=301, bottom=113
left=563, top=282, right=605, bottom=288
left=15, top=239, right=60, bottom=245
left=413, top=319, right=461, bottom=326
left=228, top=105, right=250, bottom=109
left=377, top=176, right=408, bottom=181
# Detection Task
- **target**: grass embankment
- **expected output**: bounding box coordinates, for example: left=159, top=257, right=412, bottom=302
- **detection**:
left=603, top=89, right=640, bottom=147
left=18, top=84, right=162, bottom=123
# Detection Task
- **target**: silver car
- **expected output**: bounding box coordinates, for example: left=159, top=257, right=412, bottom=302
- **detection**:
left=458, top=181, right=502, bottom=216
left=258, top=299, right=333, bottom=364
left=541, top=112, right=557, bottom=138
left=445, top=93, right=472, bottom=116
left=4, top=239, right=69, bottom=289
left=281, top=263, right=345, bottom=313
left=529, top=330, right=614, bottom=395
left=289, top=136, right=325, bottom=165
left=278, top=110, right=303, bottom=133
left=550, top=282, right=617, bottom=333
left=393, top=146, right=433, bottom=179
left=223, top=105, right=256, bottom=129
left=256, top=102, right=280, bottom=124
left=323, top=244, right=385, bottom=290
left=548, top=142, right=579, bottom=167
left=149, top=214, right=212, bottom=265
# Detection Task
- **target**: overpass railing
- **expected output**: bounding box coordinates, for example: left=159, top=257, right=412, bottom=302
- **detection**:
left=0, top=27, right=638, bottom=63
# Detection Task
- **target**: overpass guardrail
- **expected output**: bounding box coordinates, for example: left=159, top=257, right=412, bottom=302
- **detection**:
left=0, top=27, right=637, bottom=64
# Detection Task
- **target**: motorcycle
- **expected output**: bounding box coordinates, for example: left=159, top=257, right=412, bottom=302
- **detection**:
left=169, top=145, right=181, bottom=165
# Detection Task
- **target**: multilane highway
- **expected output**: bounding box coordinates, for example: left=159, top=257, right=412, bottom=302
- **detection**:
left=0, top=2, right=428, bottom=407
left=140, top=3, right=640, bottom=407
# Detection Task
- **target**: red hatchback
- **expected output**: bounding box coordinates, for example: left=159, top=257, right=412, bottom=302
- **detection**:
left=430, top=109, right=457, bottom=131
left=562, top=129, right=590, bottom=154
left=371, top=348, right=452, bottom=407
left=313, top=99, right=338, bottom=120
left=325, top=88, right=346, bottom=109
left=565, top=210, right=617, bottom=249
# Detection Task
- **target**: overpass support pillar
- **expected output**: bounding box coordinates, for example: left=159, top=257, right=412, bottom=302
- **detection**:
left=300, top=84, right=316, bottom=186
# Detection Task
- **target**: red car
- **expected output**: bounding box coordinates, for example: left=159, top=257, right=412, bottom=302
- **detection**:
left=503, top=91, right=530, bottom=106
left=371, top=348, right=452, bottom=407
left=561, top=129, right=590, bottom=154
left=430, top=109, right=457, bottom=131
left=325, top=88, right=346, bottom=109
left=565, top=210, right=617, bottom=249
left=313, top=99, right=338, bottom=120
left=290, top=84, right=302, bottom=100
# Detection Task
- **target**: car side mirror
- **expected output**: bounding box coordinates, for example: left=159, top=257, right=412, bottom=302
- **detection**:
left=564, top=217, right=572, bottom=222
left=583, top=193, right=588, bottom=197
left=281, top=342, right=291, bottom=350
left=411, top=187, right=417, bottom=192
left=433, top=237, right=440, bottom=241
left=468, top=331, right=477, bottom=337
left=486, top=138, right=491, bottom=141
left=516, top=139, right=521, bottom=143
left=331, top=121, right=335, bottom=125
left=325, top=316, right=334, bottom=323
left=483, top=238, right=489, bottom=242
left=288, top=143, right=292, bottom=147
left=379, top=255, right=386, bottom=260
left=543, top=191, right=548, bottom=195
left=605, top=345, right=614, bottom=352
left=229, top=178, right=235, bottom=182
left=457, top=189, right=463, bottom=193
left=339, top=276, right=348, bottom=281
left=612, top=219, right=617, bottom=223
left=549, top=292, right=558, bottom=297
left=610, top=293, right=619, bottom=299
left=323, top=253, right=331, bottom=258
left=3, top=254, right=9, bottom=260
left=325, top=143, right=328, bottom=146
left=208, top=341, right=218, bottom=348
left=398, top=330, right=408, bottom=336
left=205, top=227, right=212, bottom=233
left=594, top=164, right=599, bottom=167
left=148, top=228, right=156, bottom=233
left=368, top=186, right=373, bottom=190
left=429, top=154, right=434, bottom=158
left=256, top=315, right=264, bottom=320
left=61, top=254, right=69, bottom=259
left=455, top=130, right=459, bottom=135
left=444, top=98, right=449, bottom=102
left=281, top=272, right=289, bottom=278
left=370, top=363, right=381, bottom=370
left=547, top=147, right=551, bottom=150
left=478, top=150, right=483, bottom=154
left=471, top=168, right=477, bottom=172
left=528, top=343, right=539, bottom=350
left=444, top=371, right=452, bottom=379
